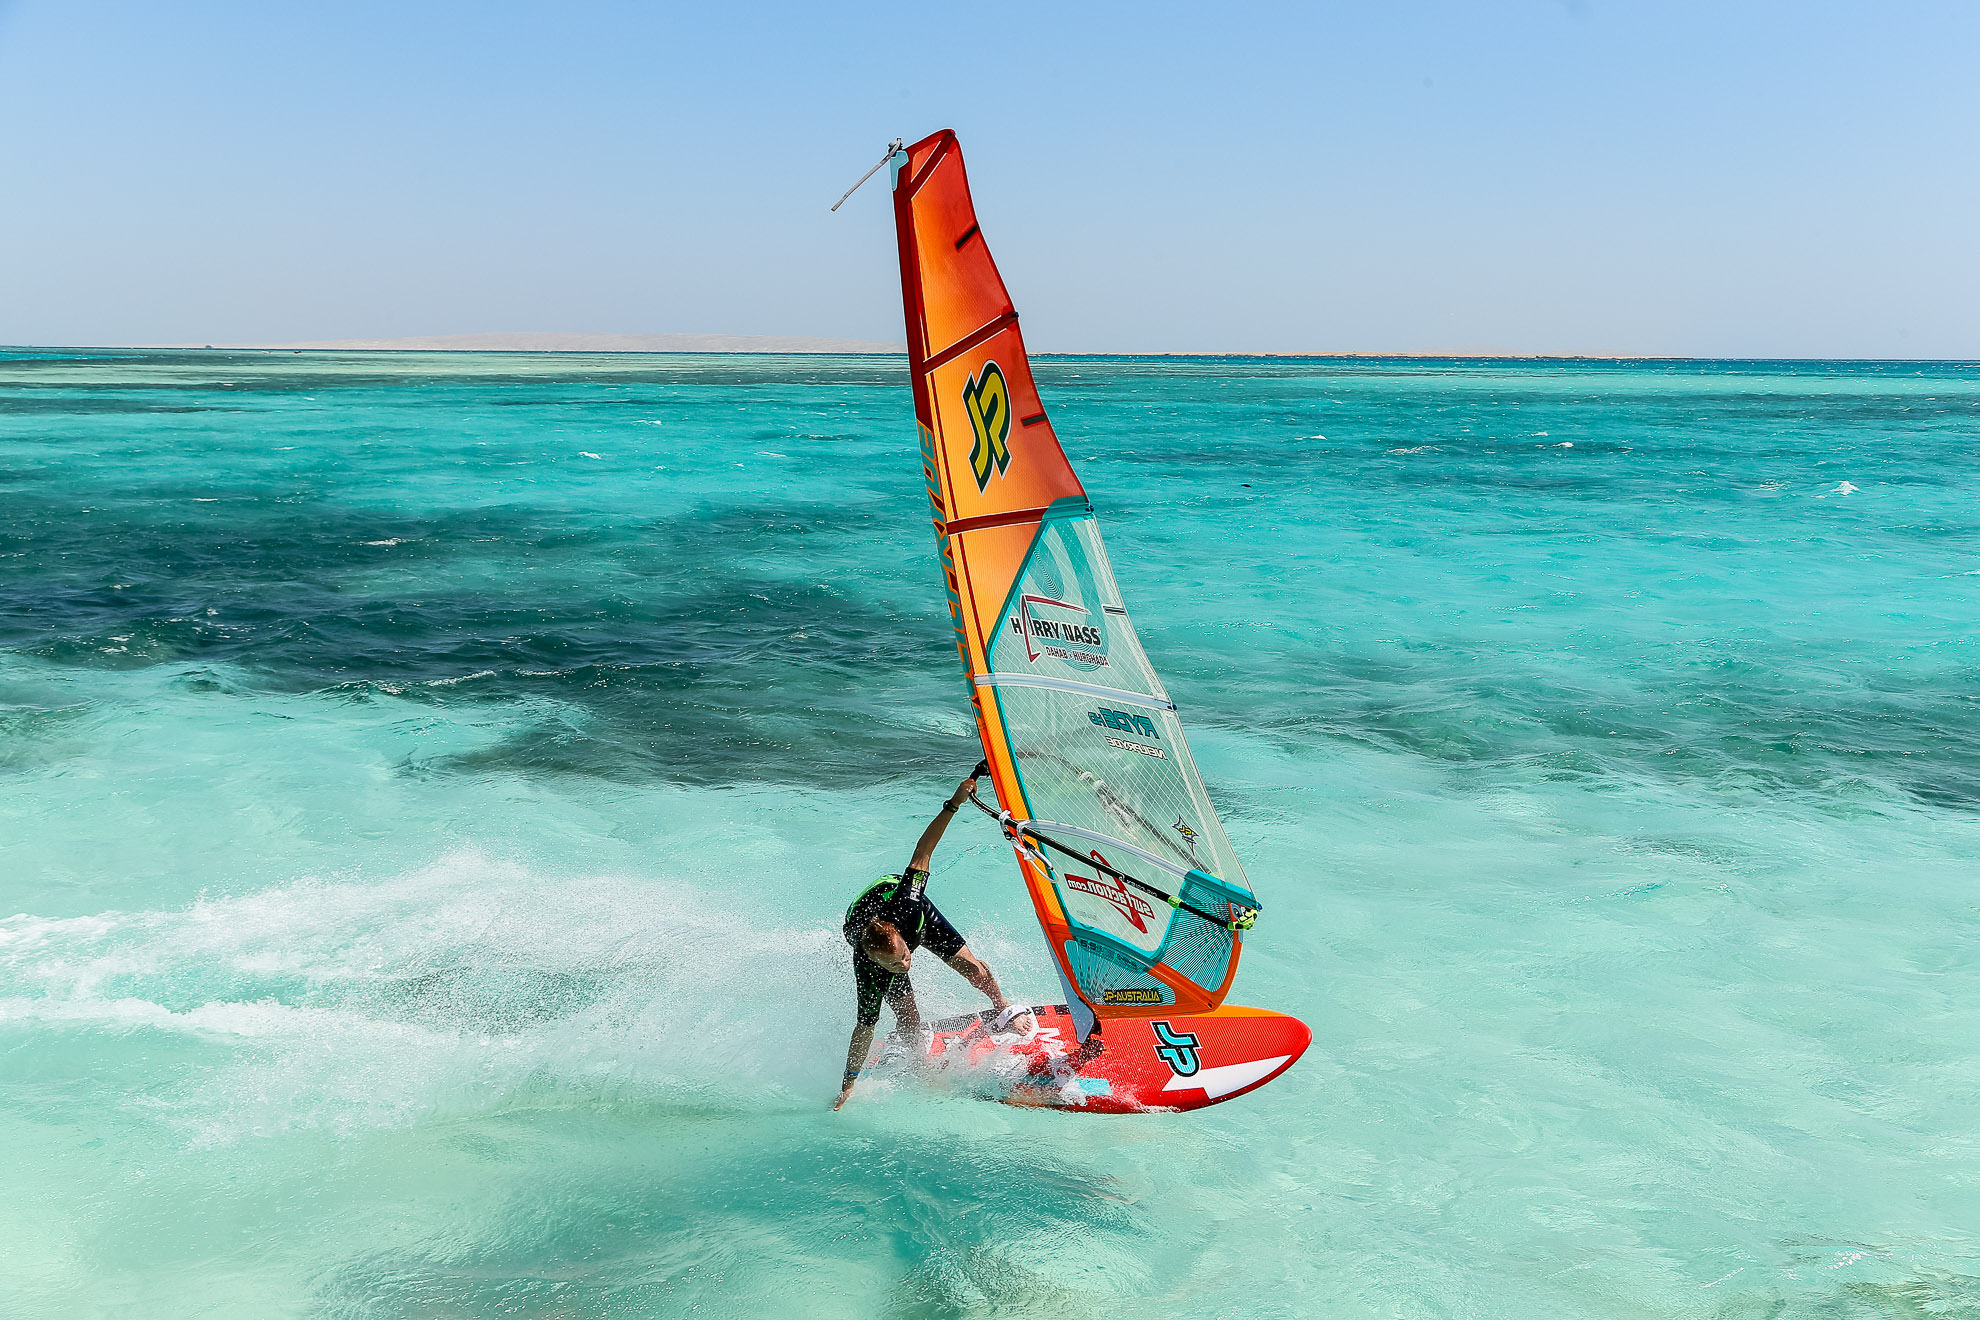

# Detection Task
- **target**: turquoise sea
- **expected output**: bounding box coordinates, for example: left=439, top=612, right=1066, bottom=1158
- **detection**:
left=4, top=348, right=1979, bottom=1319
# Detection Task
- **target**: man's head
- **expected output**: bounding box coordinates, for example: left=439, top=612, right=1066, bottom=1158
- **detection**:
left=860, top=919, right=911, bottom=974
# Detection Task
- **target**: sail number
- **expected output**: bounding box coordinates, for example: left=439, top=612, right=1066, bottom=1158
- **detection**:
left=961, top=361, right=1013, bottom=491
left=1090, top=707, right=1159, bottom=739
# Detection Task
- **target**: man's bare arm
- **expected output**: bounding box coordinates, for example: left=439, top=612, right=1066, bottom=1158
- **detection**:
left=943, top=947, right=1033, bottom=1030
left=907, top=773, right=979, bottom=872
left=834, top=1021, right=876, bottom=1110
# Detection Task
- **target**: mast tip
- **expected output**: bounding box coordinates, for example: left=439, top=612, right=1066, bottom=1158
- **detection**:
left=829, top=138, right=909, bottom=213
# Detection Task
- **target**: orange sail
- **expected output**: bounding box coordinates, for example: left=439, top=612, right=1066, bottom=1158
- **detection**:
left=890, top=131, right=1259, bottom=1037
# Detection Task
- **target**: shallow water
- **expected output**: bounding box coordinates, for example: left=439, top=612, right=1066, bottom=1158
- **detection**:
left=4, top=348, right=1979, bottom=1318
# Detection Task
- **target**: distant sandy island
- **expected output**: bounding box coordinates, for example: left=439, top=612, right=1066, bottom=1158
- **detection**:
left=200, top=332, right=908, bottom=354
left=116, top=332, right=1673, bottom=358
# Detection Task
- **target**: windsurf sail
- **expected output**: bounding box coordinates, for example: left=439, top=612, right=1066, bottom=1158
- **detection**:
left=888, top=131, right=1261, bottom=1038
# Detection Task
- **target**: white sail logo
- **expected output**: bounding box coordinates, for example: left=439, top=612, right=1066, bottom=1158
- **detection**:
left=1009, top=593, right=1108, bottom=668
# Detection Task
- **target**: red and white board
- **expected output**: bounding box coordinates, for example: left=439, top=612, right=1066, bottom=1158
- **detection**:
left=868, top=1003, right=1310, bottom=1113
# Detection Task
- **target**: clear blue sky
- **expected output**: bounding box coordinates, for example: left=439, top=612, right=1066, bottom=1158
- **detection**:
left=2, top=1, right=1974, bottom=356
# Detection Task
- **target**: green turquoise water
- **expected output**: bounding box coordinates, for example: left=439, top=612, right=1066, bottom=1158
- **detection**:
left=4, top=349, right=1979, bottom=1318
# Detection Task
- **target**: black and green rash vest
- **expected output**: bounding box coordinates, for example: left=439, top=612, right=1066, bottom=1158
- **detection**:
left=843, top=870, right=967, bottom=1026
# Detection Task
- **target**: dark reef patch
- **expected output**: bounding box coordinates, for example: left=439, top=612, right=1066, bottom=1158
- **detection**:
left=0, top=488, right=975, bottom=787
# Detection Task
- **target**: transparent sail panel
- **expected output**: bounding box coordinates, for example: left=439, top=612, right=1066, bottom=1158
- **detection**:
left=988, top=517, right=1248, bottom=886
left=984, top=515, right=1254, bottom=1003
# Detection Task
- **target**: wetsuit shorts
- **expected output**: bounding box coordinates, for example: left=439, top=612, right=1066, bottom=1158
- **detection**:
left=844, top=871, right=967, bottom=1027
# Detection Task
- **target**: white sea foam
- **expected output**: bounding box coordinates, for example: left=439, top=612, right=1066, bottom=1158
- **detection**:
left=0, top=852, right=852, bottom=1142
left=424, top=670, right=498, bottom=687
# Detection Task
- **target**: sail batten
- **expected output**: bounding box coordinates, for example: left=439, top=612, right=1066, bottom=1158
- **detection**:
left=891, top=129, right=1257, bottom=1025
left=973, top=673, right=1178, bottom=712
left=925, top=312, right=1020, bottom=371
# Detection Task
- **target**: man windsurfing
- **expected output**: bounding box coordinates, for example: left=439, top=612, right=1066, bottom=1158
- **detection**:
left=833, top=761, right=1034, bottom=1109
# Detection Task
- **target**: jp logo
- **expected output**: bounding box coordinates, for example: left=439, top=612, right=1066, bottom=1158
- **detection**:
left=961, top=361, right=1012, bottom=491
left=1151, top=1020, right=1201, bottom=1077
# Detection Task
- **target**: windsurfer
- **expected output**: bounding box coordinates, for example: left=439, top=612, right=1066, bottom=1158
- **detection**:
left=833, top=763, right=1035, bottom=1109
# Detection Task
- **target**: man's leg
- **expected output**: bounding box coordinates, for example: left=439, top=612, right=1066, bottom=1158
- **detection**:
left=885, top=973, right=923, bottom=1036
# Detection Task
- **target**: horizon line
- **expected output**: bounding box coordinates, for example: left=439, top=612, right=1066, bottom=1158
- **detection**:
left=8, top=343, right=1980, bottom=366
